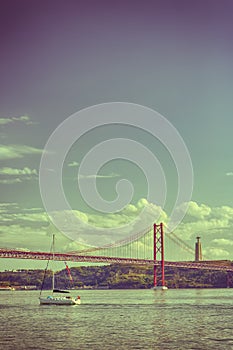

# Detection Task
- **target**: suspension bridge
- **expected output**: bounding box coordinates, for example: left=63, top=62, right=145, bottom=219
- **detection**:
left=0, top=223, right=233, bottom=288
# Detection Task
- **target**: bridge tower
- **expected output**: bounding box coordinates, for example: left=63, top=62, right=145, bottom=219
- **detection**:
left=153, top=223, right=167, bottom=290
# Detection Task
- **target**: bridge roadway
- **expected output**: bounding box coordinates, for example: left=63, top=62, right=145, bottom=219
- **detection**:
left=0, top=249, right=233, bottom=272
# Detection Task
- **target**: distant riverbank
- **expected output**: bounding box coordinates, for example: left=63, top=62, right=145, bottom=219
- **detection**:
left=0, top=263, right=232, bottom=290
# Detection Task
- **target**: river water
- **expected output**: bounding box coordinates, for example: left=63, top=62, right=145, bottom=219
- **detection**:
left=0, top=288, right=233, bottom=350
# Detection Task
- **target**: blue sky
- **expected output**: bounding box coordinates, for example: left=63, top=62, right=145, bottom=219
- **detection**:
left=0, top=0, right=233, bottom=268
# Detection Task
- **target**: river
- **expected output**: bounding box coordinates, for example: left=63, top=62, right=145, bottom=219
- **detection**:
left=0, top=288, right=233, bottom=349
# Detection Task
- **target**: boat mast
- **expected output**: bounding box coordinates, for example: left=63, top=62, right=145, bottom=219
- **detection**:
left=52, top=234, right=55, bottom=291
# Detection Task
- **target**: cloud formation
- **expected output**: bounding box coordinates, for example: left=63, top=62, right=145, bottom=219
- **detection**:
left=1, top=200, right=233, bottom=261
left=0, top=144, right=43, bottom=160
left=0, top=115, right=34, bottom=126
left=0, top=167, right=38, bottom=184
left=212, top=238, right=233, bottom=246
left=0, top=167, right=37, bottom=176
left=0, top=178, right=22, bottom=184
left=68, top=161, right=79, bottom=167
left=78, top=172, right=120, bottom=179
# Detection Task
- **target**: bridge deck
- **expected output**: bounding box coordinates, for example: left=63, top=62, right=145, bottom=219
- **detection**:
left=0, top=249, right=233, bottom=272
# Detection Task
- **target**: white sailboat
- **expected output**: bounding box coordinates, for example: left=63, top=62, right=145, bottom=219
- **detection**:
left=39, top=235, right=81, bottom=305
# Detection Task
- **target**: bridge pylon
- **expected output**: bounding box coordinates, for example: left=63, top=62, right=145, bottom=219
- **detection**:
left=153, top=222, right=167, bottom=290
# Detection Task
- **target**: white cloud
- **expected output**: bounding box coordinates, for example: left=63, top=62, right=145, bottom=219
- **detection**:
left=172, top=201, right=233, bottom=259
left=0, top=118, right=12, bottom=125
left=0, top=202, right=18, bottom=208
left=178, top=201, right=211, bottom=220
left=0, top=167, right=37, bottom=176
left=175, top=216, right=230, bottom=243
left=0, top=178, right=22, bottom=184
left=211, top=206, right=233, bottom=220
left=0, top=115, right=35, bottom=126
left=78, top=172, right=120, bottom=179
left=122, top=204, right=138, bottom=214
left=203, top=247, right=230, bottom=259
left=0, top=199, right=166, bottom=251
left=0, top=167, right=38, bottom=184
left=0, top=210, right=49, bottom=225
left=226, top=172, right=233, bottom=176
left=44, top=198, right=166, bottom=247
left=0, top=144, right=43, bottom=160
left=68, top=161, right=79, bottom=167
left=212, top=238, right=233, bottom=246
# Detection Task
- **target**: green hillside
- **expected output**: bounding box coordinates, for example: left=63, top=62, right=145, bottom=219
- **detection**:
left=0, top=263, right=232, bottom=289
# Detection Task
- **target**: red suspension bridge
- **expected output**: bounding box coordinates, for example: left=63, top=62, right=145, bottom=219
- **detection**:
left=0, top=223, right=233, bottom=288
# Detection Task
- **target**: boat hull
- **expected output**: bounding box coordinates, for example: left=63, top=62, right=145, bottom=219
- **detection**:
left=153, top=286, right=168, bottom=290
left=39, top=296, right=81, bottom=305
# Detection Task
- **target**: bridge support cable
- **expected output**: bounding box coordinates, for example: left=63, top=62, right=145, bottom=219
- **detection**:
left=163, top=224, right=211, bottom=261
left=153, top=222, right=165, bottom=288
left=67, top=226, right=152, bottom=258
left=164, top=227, right=194, bottom=257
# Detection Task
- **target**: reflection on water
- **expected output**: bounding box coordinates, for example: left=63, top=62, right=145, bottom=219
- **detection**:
left=0, top=289, right=233, bottom=349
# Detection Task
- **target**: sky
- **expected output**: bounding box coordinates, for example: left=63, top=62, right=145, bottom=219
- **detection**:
left=1, top=0, right=233, bottom=269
